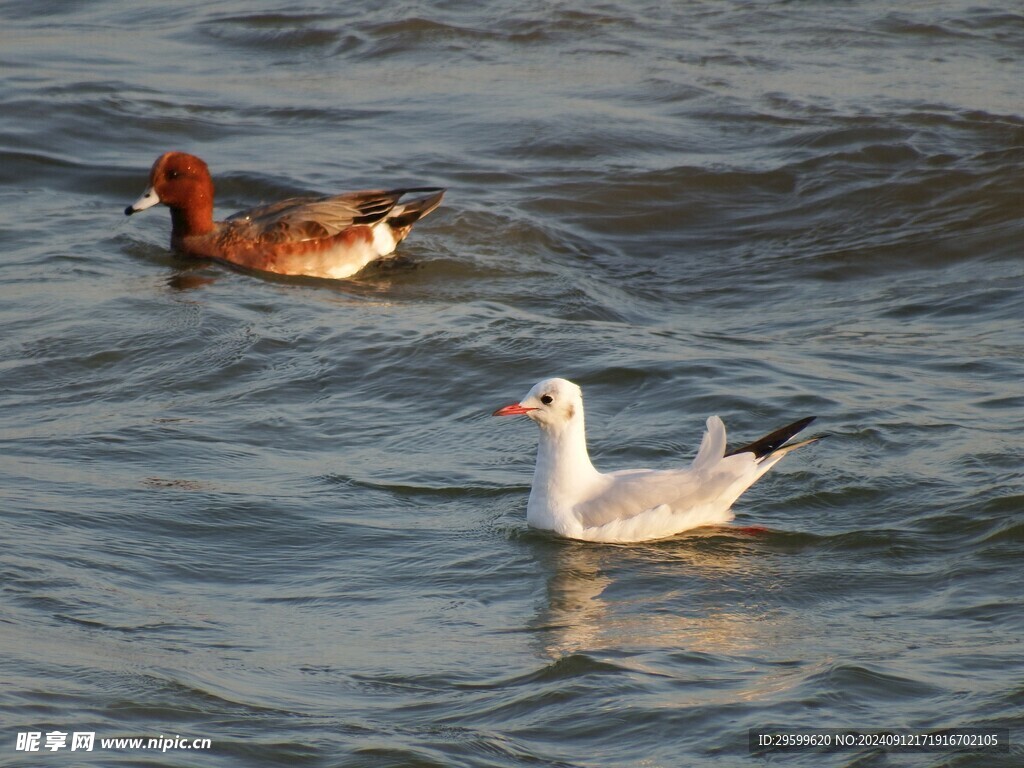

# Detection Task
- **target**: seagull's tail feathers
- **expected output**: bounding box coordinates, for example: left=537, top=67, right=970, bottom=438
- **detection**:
left=691, top=415, right=728, bottom=472
left=725, top=416, right=822, bottom=462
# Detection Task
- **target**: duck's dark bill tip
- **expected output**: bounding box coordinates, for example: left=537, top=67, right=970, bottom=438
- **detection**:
left=124, top=205, right=136, bottom=216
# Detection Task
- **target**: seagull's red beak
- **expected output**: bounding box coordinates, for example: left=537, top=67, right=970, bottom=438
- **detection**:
left=492, top=403, right=537, bottom=417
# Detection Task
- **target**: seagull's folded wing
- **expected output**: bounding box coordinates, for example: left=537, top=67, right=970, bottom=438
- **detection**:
left=575, top=451, right=758, bottom=531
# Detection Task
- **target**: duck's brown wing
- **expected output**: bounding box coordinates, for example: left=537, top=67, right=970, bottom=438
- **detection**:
left=225, top=190, right=410, bottom=243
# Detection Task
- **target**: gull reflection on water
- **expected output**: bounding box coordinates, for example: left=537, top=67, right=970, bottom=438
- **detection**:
left=529, top=530, right=777, bottom=662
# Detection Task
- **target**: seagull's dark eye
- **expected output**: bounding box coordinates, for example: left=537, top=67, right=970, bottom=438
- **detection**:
left=540, top=395, right=553, bottom=405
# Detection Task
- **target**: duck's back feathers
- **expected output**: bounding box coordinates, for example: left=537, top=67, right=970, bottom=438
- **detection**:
left=225, top=187, right=445, bottom=243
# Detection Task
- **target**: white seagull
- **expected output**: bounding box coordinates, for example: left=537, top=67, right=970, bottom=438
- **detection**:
left=493, top=378, right=822, bottom=543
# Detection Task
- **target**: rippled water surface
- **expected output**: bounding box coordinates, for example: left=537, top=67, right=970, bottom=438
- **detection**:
left=1, top=1, right=1022, bottom=766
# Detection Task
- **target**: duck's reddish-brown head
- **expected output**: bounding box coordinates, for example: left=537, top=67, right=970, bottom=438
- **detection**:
left=125, top=152, right=215, bottom=238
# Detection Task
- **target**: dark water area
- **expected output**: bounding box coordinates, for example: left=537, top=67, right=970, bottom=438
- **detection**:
left=1, top=1, right=1022, bottom=766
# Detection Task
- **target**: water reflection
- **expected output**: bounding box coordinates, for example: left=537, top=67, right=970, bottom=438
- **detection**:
left=161, top=255, right=420, bottom=295
left=167, top=271, right=217, bottom=291
left=531, top=532, right=770, bottom=660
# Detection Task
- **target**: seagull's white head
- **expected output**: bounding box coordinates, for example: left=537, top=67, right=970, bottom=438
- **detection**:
left=493, top=377, right=584, bottom=430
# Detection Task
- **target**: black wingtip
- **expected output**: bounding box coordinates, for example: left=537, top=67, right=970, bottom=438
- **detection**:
left=387, top=188, right=445, bottom=230
left=725, top=416, right=817, bottom=459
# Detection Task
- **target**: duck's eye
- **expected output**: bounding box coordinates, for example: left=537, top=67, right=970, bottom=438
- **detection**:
left=540, top=394, right=553, bottom=405
left=167, top=170, right=181, bottom=180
